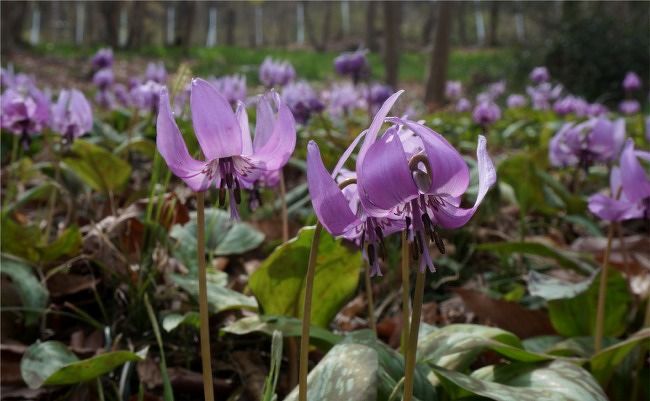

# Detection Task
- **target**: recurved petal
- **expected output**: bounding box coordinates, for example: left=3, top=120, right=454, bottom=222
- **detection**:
left=432, top=135, right=496, bottom=228
left=157, top=88, right=211, bottom=192
left=357, top=90, right=404, bottom=164
left=253, top=94, right=275, bottom=150
left=254, top=101, right=296, bottom=171
left=357, top=128, right=419, bottom=216
left=307, top=141, right=360, bottom=236
left=620, top=140, right=650, bottom=203
left=588, top=193, right=644, bottom=222
left=396, top=118, right=470, bottom=197
left=190, top=78, right=242, bottom=160
left=235, top=101, right=253, bottom=155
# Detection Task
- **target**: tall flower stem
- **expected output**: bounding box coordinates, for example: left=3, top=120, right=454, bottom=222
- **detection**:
left=594, top=223, right=615, bottom=352
left=196, top=192, right=215, bottom=401
left=364, top=261, right=377, bottom=334
left=400, top=231, right=411, bottom=355
left=298, top=223, right=323, bottom=401
left=403, top=269, right=426, bottom=401
left=280, top=169, right=289, bottom=242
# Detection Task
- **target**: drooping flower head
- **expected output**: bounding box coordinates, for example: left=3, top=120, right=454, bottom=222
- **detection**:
left=507, top=94, right=527, bottom=109
left=445, top=81, right=462, bottom=101
left=145, top=62, right=167, bottom=84
left=51, top=89, right=93, bottom=142
left=130, top=80, right=164, bottom=114
left=487, top=80, right=506, bottom=99
left=455, top=98, right=471, bottom=113
left=589, top=140, right=650, bottom=221
left=530, top=66, right=550, bottom=84
left=281, top=81, right=324, bottom=124
left=325, top=82, right=365, bottom=117
left=259, top=57, right=296, bottom=88
left=1, top=66, right=35, bottom=91
left=211, top=74, right=247, bottom=107
left=622, top=72, right=642, bottom=92
left=526, top=82, right=563, bottom=110
left=93, top=68, right=114, bottom=91
left=1, top=86, right=51, bottom=148
left=91, top=48, right=114, bottom=70
left=472, top=101, right=501, bottom=127
left=553, top=95, right=588, bottom=117
left=113, top=84, right=131, bottom=108
left=619, top=99, right=640, bottom=115
left=307, top=91, right=497, bottom=274
left=549, top=117, right=625, bottom=169
left=334, top=49, right=369, bottom=84
left=156, top=78, right=296, bottom=219
left=586, top=103, right=608, bottom=117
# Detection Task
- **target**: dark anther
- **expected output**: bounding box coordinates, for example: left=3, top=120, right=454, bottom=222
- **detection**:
left=414, top=233, right=423, bottom=255
left=360, top=230, right=366, bottom=251
left=367, top=244, right=375, bottom=266
left=234, top=180, right=241, bottom=204
left=405, top=216, right=411, bottom=232
left=422, top=213, right=435, bottom=242
left=374, top=226, right=384, bottom=242
left=225, top=172, right=234, bottom=189
left=411, top=241, right=418, bottom=260
left=432, top=228, right=446, bottom=254
left=218, top=180, right=226, bottom=206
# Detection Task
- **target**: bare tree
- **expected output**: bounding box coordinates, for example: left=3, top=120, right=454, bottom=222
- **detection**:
left=487, top=1, right=499, bottom=47
left=225, top=5, right=236, bottom=46
left=457, top=1, right=468, bottom=46
left=425, top=1, right=453, bottom=107
left=365, top=1, right=379, bottom=52
left=421, top=2, right=436, bottom=45
left=99, top=1, right=119, bottom=48
left=383, top=1, right=401, bottom=88
left=1, top=1, right=28, bottom=52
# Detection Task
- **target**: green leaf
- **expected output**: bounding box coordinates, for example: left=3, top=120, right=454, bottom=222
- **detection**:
left=171, top=271, right=258, bottom=313
left=162, top=312, right=200, bottom=332
left=249, top=226, right=362, bottom=327
left=0, top=255, right=48, bottom=325
left=498, top=154, right=552, bottom=215
left=43, top=350, right=144, bottom=386
left=113, top=136, right=156, bottom=158
left=590, top=328, right=650, bottom=385
left=0, top=218, right=81, bottom=264
left=528, top=271, right=593, bottom=301
left=21, top=341, right=78, bottom=389
left=282, top=343, right=378, bottom=401
left=39, top=226, right=82, bottom=263
left=170, top=209, right=265, bottom=272
left=546, top=269, right=631, bottom=337
left=478, top=241, right=594, bottom=273
left=3, top=182, right=57, bottom=214
left=433, top=360, right=607, bottom=401
left=222, top=315, right=342, bottom=350
left=62, top=139, right=131, bottom=193
left=261, top=331, right=283, bottom=401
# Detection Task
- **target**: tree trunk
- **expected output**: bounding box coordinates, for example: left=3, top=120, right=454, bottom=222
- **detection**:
left=383, top=1, right=401, bottom=88
left=457, top=1, right=467, bottom=46
left=487, top=1, right=499, bottom=47
left=425, top=1, right=452, bottom=107
left=365, top=1, right=379, bottom=52
left=178, top=1, right=196, bottom=49
left=225, top=6, right=236, bottom=46
left=421, top=2, right=436, bottom=45
left=1, top=1, right=28, bottom=52
left=319, top=2, right=333, bottom=51
left=99, top=1, right=119, bottom=48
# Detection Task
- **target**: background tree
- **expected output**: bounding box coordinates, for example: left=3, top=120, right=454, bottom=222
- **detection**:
left=424, top=1, right=452, bottom=108
left=383, top=1, right=401, bottom=88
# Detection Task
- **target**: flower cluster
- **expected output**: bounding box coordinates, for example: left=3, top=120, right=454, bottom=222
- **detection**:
left=307, top=91, right=496, bottom=275
left=259, top=57, right=295, bottom=89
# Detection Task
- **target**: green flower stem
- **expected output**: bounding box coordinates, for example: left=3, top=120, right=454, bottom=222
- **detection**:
left=400, top=231, right=411, bottom=356
left=196, top=192, right=215, bottom=401
left=365, top=260, right=377, bottom=334
left=403, top=269, right=426, bottom=401
left=298, top=223, right=323, bottom=401
left=594, top=223, right=614, bottom=352
left=280, top=168, right=289, bottom=242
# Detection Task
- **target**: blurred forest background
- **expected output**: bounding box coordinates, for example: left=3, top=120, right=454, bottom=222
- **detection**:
left=2, top=1, right=649, bottom=103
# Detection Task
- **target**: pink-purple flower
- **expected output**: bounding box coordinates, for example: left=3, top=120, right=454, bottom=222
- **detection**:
left=1, top=86, right=51, bottom=147
left=91, top=48, right=114, bottom=70
left=445, top=81, right=462, bottom=100
left=281, top=81, right=324, bottom=124
left=259, top=57, right=296, bottom=88
left=530, top=66, right=550, bottom=84
left=507, top=94, right=527, bottom=109
left=51, top=89, right=93, bottom=142
left=211, top=74, right=247, bottom=107
left=334, top=49, right=369, bottom=84
left=622, top=72, right=642, bottom=92
left=455, top=98, right=471, bottom=112
left=145, top=62, right=167, bottom=84
left=619, top=99, right=640, bottom=115
left=472, top=101, right=501, bottom=126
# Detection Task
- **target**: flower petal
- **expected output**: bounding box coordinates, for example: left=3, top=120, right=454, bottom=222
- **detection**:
left=190, top=78, right=242, bottom=160
left=357, top=128, right=419, bottom=216
left=357, top=90, right=404, bottom=164
left=332, top=129, right=367, bottom=178
left=432, top=135, right=496, bottom=228
left=235, top=101, right=253, bottom=155
left=393, top=118, right=470, bottom=197
left=157, top=88, right=212, bottom=192
left=307, top=141, right=360, bottom=236
left=620, top=140, right=650, bottom=203
left=253, top=94, right=275, bottom=150
left=588, top=193, right=644, bottom=222
left=253, top=101, right=296, bottom=171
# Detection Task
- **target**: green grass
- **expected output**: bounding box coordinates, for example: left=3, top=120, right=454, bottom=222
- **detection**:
left=29, top=43, right=516, bottom=87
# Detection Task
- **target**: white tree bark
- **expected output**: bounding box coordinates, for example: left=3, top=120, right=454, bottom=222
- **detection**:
left=30, top=6, right=40, bottom=45
left=474, top=0, right=485, bottom=46
left=296, top=3, right=305, bottom=45
left=206, top=6, right=218, bottom=47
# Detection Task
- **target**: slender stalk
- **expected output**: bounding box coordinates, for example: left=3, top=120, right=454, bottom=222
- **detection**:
left=364, top=261, right=377, bottom=334
left=400, top=231, right=411, bottom=356
left=45, top=153, right=62, bottom=239
left=7, top=133, right=20, bottom=202
left=594, top=224, right=615, bottom=352
left=298, top=223, right=323, bottom=401
left=614, top=223, right=629, bottom=272
left=196, top=192, right=215, bottom=401
left=279, top=169, right=289, bottom=242
left=403, top=269, right=426, bottom=401
left=287, top=337, right=299, bottom=389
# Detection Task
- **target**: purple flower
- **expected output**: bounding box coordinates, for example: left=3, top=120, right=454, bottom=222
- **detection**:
left=487, top=81, right=506, bottom=99
left=549, top=117, right=625, bottom=168
left=211, top=74, right=247, bottom=107
left=619, top=99, right=640, bottom=115
left=95, top=90, right=115, bottom=109
left=307, top=91, right=497, bottom=274
left=325, top=83, right=365, bottom=117
left=507, top=94, right=527, bottom=109
left=334, top=50, right=369, bottom=84
left=91, top=48, right=114, bottom=70
left=527, top=83, right=563, bottom=110
left=130, top=80, right=164, bottom=114
left=51, top=89, right=93, bottom=142
left=1, top=87, right=50, bottom=146
left=1, top=66, right=35, bottom=91
left=445, top=81, right=462, bottom=100
left=589, top=140, right=650, bottom=221
left=455, top=98, right=472, bottom=112
left=259, top=57, right=296, bottom=88
left=472, top=101, right=501, bottom=126
left=553, top=95, right=588, bottom=117
left=113, top=84, right=131, bottom=108
left=145, top=62, right=167, bottom=84
left=367, top=83, right=393, bottom=112
left=93, top=68, right=114, bottom=91
left=156, top=78, right=296, bottom=219
left=586, top=103, right=608, bottom=117
left=623, top=72, right=642, bottom=92
left=281, top=81, right=323, bottom=124
left=530, top=66, right=550, bottom=84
